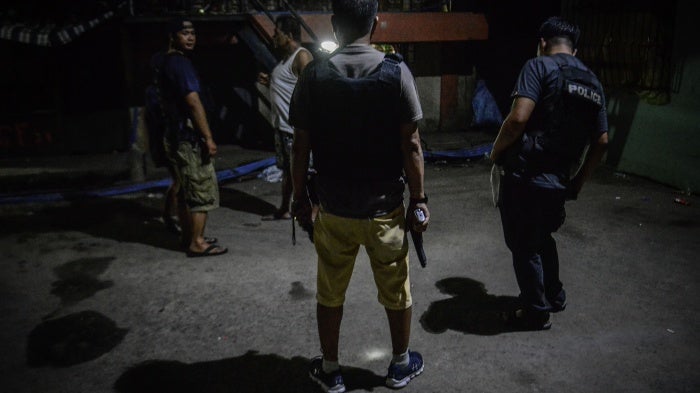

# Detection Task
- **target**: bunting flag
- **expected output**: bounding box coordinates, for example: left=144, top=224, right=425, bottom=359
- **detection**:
left=0, top=2, right=125, bottom=47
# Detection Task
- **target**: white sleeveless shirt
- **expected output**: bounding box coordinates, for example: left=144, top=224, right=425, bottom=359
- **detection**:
left=270, top=46, right=310, bottom=134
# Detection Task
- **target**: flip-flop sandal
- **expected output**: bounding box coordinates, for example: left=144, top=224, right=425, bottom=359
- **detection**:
left=180, top=237, right=218, bottom=249
left=186, top=244, right=228, bottom=258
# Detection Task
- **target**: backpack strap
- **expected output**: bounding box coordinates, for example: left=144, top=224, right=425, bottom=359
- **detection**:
left=152, top=51, right=190, bottom=143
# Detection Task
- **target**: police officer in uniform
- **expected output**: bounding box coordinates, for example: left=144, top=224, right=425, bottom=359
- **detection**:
left=490, top=17, right=609, bottom=330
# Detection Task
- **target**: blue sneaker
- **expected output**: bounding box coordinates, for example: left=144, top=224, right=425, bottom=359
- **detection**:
left=309, top=356, right=345, bottom=393
left=385, top=350, right=424, bottom=389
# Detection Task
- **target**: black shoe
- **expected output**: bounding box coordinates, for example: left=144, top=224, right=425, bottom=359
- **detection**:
left=550, top=300, right=567, bottom=313
left=504, top=308, right=552, bottom=331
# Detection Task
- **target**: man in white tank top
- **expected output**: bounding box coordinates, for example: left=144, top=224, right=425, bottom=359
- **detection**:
left=258, top=15, right=313, bottom=220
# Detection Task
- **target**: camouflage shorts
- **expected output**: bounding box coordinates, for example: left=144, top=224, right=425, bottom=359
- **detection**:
left=166, top=141, right=219, bottom=212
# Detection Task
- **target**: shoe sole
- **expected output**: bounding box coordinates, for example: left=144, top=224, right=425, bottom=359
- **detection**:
left=503, top=310, right=552, bottom=331
left=385, top=364, right=424, bottom=389
left=551, top=303, right=567, bottom=313
left=309, top=372, right=346, bottom=393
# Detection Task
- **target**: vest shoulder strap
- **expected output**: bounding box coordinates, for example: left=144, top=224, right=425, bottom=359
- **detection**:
left=379, top=53, right=403, bottom=84
left=314, top=51, right=403, bottom=83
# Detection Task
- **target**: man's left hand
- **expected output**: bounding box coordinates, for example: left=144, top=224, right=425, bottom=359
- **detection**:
left=407, top=202, right=430, bottom=233
left=489, top=149, right=499, bottom=163
left=205, top=137, right=218, bottom=157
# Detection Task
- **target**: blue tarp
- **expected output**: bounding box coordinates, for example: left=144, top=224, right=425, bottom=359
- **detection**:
left=0, top=157, right=276, bottom=205
left=471, top=80, right=503, bottom=129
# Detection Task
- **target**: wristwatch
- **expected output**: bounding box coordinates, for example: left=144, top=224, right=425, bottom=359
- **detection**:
left=410, top=194, right=428, bottom=204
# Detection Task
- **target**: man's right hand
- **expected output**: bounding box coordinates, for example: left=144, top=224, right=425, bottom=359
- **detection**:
left=291, top=198, right=314, bottom=239
left=257, top=72, right=270, bottom=87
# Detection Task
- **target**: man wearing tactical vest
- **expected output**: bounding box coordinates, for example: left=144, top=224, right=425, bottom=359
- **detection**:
left=289, top=1, right=428, bottom=391
left=490, top=17, right=609, bottom=330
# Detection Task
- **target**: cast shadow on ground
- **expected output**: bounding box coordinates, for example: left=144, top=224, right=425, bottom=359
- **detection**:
left=3, top=196, right=182, bottom=251
left=219, top=187, right=277, bottom=216
left=4, top=187, right=276, bottom=250
left=27, top=310, right=128, bottom=368
left=114, top=351, right=384, bottom=393
left=420, top=277, right=520, bottom=335
left=50, top=256, right=115, bottom=307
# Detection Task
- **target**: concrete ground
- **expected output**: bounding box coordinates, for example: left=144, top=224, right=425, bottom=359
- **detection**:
left=0, top=141, right=698, bottom=393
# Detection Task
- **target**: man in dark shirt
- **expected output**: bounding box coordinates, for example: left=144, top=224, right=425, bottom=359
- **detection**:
left=490, top=16, right=608, bottom=330
left=158, top=18, right=227, bottom=257
left=290, top=1, right=428, bottom=391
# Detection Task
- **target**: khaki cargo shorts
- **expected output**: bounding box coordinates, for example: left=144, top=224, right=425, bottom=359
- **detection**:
left=313, top=205, right=411, bottom=310
left=166, top=140, right=219, bottom=212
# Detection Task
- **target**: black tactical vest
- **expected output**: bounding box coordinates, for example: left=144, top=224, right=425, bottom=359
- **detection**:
left=307, top=53, right=406, bottom=218
left=508, top=54, right=604, bottom=179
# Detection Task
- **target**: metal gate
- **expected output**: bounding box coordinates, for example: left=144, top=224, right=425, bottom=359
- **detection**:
left=562, top=0, right=677, bottom=103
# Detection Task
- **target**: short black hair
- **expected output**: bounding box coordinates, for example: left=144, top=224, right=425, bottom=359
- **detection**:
left=332, top=0, right=378, bottom=39
left=275, top=15, right=301, bottom=42
left=538, top=16, right=580, bottom=49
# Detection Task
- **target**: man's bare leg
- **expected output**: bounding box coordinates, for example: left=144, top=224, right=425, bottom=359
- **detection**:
left=177, top=193, right=192, bottom=245
left=386, top=306, right=411, bottom=356
left=188, top=211, right=225, bottom=253
left=317, top=303, right=343, bottom=362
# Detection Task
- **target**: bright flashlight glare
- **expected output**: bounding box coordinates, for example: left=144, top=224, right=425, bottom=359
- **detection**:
left=320, top=40, right=339, bottom=53
left=364, top=348, right=388, bottom=361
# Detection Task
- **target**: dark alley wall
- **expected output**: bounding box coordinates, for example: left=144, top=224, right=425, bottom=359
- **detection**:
left=0, top=20, right=129, bottom=155
left=602, top=0, right=699, bottom=193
